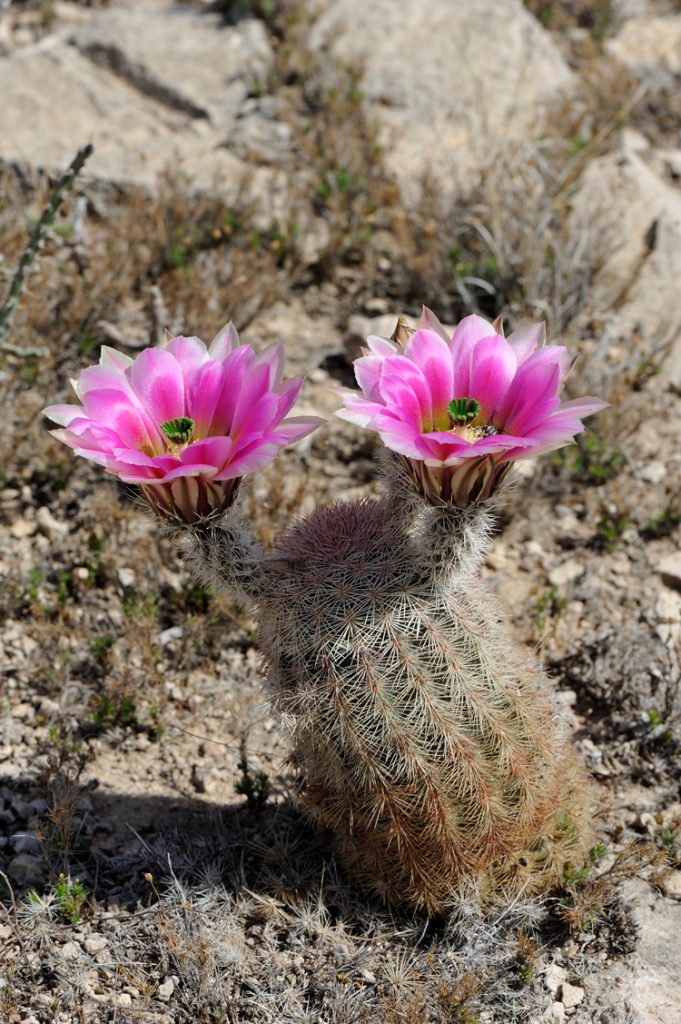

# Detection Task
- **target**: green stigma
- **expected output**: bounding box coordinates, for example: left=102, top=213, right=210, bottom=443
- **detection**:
left=161, top=417, right=195, bottom=444
left=448, top=397, right=480, bottom=426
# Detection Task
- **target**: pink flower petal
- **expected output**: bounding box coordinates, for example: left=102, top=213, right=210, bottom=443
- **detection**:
left=100, top=346, right=134, bottom=372
left=354, top=355, right=385, bottom=401
left=495, top=360, right=561, bottom=434
left=507, top=323, right=544, bottom=365
left=81, top=390, right=161, bottom=452
left=257, top=343, right=286, bottom=387
left=180, top=435, right=234, bottom=470
left=466, top=333, right=517, bottom=420
left=208, top=321, right=239, bottom=361
left=273, top=378, right=304, bottom=421
left=366, top=334, right=401, bottom=357
left=165, top=335, right=209, bottom=376
left=378, top=355, right=433, bottom=429
left=450, top=315, right=501, bottom=400
left=404, top=329, right=454, bottom=426
left=129, top=347, right=186, bottom=426
left=42, top=404, right=85, bottom=427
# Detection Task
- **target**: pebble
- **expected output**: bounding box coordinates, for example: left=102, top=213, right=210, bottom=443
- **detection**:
left=157, top=977, right=175, bottom=1001
left=654, top=590, right=681, bottom=647
left=640, top=460, right=667, bottom=484
left=548, top=559, right=585, bottom=588
left=8, top=853, right=45, bottom=886
left=10, top=518, right=36, bottom=539
left=36, top=506, right=69, bottom=539
left=116, top=993, right=132, bottom=1008
left=544, top=963, right=567, bottom=998
left=60, top=941, right=81, bottom=961
left=117, top=567, right=136, bottom=588
left=561, top=981, right=584, bottom=1009
left=658, top=552, right=681, bottom=591
left=159, top=626, right=183, bottom=646
left=662, top=871, right=681, bottom=901
left=10, top=832, right=40, bottom=855
left=10, top=703, right=33, bottom=721
left=84, top=934, right=108, bottom=953
left=543, top=1004, right=565, bottom=1023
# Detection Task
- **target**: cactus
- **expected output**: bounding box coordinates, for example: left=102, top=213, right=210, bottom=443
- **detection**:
left=45, top=310, right=603, bottom=914
left=182, top=453, right=591, bottom=914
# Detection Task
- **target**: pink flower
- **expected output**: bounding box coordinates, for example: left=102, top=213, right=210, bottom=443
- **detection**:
left=44, top=324, right=322, bottom=523
left=337, top=309, right=607, bottom=506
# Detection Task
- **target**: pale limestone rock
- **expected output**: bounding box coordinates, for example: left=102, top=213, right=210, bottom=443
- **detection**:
left=0, top=4, right=274, bottom=197
left=607, top=16, right=681, bottom=79
left=568, top=137, right=681, bottom=388
left=662, top=872, right=681, bottom=902
left=309, top=0, right=573, bottom=202
left=658, top=553, right=681, bottom=592
left=561, top=981, right=584, bottom=1009
left=573, top=878, right=681, bottom=1024
left=544, top=963, right=568, bottom=999
left=548, top=559, right=585, bottom=589
left=60, top=941, right=81, bottom=961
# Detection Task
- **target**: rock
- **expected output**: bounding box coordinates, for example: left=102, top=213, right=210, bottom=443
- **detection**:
left=607, top=16, right=681, bottom=80
left=9, top=832, right=40, bottom=855
left=158, top=626, right=183, bottom=646
left=662, top=872, right=681, bottom=901
left=574, top=878, right=681, bottom=1024
left=156, top=977, right=175, bottom=1002
left=10, top=518, right=36, bottom=539
left=548, top=559, right=585, bottom=589
left=544, top=963, right=568, bottom=999
left=0, top=5, right=274, bottom=198
left=568, top=137, right=681, bottom=389
left=60, top=941, right=81, bottom=961
left=561, top=982, right=584, bottom=1010
left=7, top=853, right=45, bottom=887
left=117, top=567, right=136, bottom=589
left=36, top=506, right=69, bottom=540
left=116, top=993, right=133, bottom=1008
left=535, top=1003, right=566, bottom=1024
left=658, top=553, right=681, bottom=591
left=83, top=934, right=108, bottom=954
left=309, top=0, right=573, bottom=202
left=640, top=461, right=667, bottom=484
left=654, top=590, right=681, bottom=648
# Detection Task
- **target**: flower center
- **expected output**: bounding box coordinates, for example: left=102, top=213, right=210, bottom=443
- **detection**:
left=446, top=397, right=497, bottom=441
left=161, top=416, right=195, bottom=453
left=448, top=397, right=480, bottom=426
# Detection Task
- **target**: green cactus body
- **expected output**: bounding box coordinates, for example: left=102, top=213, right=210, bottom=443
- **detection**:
left=257, top=473, right=590, bottom=914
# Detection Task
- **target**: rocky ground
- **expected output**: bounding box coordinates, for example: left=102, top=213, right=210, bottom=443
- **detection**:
left=0, top=0, right=680, bottom=1022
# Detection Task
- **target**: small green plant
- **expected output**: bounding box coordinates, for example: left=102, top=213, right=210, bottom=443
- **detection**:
left=646, top=709, right=664, bottom=728
left=535, top=584, right=566, bottom=636
left=91, top=692, right=136, bottom=728
left=54, top=875, right=88, bottom=924
left=589, top=842, right=608, bottom=863
left=122, top=590, right=158, bottom=617
left=569, top=433, right=624, bottom=485
left=235, top=741, right=270, bottom=810
left=26, top=567, right=42, bottom=603
left=595, top=510, right=630, bottom=552
left=641, top=506, right=680, bottom=540
left=90, top=633, right=115, bottom=661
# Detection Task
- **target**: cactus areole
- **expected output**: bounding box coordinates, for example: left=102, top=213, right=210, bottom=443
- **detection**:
left=45, top=312, right=607, bottom=915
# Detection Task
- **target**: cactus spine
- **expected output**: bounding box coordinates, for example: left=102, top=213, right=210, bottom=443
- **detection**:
left=187, top=458, right=591, bottom=914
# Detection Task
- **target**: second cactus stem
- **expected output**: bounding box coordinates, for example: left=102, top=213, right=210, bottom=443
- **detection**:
left=189, top=463, right=591, bottom=914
